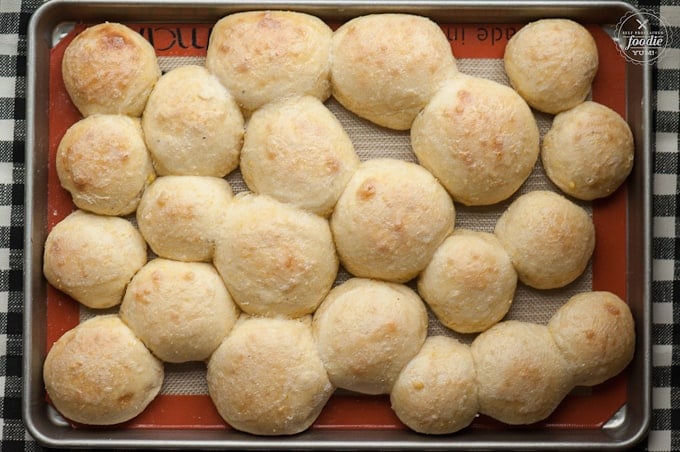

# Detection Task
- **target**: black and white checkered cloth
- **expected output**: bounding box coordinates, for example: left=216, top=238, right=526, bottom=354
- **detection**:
left=1, top=0, right=678, bottom=450
left=639, top=0, right=680, bottom=450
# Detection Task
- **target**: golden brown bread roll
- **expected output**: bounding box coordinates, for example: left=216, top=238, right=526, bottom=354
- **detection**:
left=213, top=193, right=338, bottom=318
left=119, top=258, right=240, bottom=363
left=330, top=13, right=457, bottom=130
left=504, top=19, right=598, bottom=114
left=390, top=336, right=479, bottom=434
left=205, top=11, right=332, bottom=116
left=43, top=210, right=147, bottom=309
left=471, top=320, right=574, bottom=425
left=56, top=114, right=156, bottom=216
left=411, top=76, right=540, bottom=206
left=136, top=176, right=233, bottom=262
left=240, top=95, right=359, bottom=216
left=494, top=190, right=595, bottom=289
left=418, top=229, right=517, bottom=333
left=541, top=101, right=634, bottom=200
left=548, top=291, right=635, bottom=386
left=142, top=65, right=244, bottom=177
left=62, top=22, right=161, bottom=117
left=207, top=315, right=334, bottom=435
left=43, top=315, right=164, bottom=425
left=331, top=159, right=455, bottom=283
left=312, top=278, right=428, bottom=395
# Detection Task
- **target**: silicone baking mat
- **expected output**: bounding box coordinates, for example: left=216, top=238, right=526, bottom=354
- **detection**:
left=45, top=19, right=628, bottom=431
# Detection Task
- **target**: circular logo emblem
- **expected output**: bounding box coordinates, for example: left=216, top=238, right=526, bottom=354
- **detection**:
left=615, top=9, right=670, bottom=65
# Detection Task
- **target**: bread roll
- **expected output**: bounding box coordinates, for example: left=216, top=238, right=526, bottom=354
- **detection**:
left=43, top=315, right=163, bottom=425
left=206, top=11, right=332, bottom=116
left=504, top=19, right=598, bottom=114
left=471, top=320, right=574, bottom=425
left=207, top=316, right=334, bottom=435
left=331, top=159, right=455, bottom=282
left=494, top=190, right=595, bottom=289
left=390, top=336, right=478, bottom=434
left=136, top=176, right=233, bottom=262
left=312, top=278, right=428, bottom=395
left=56, top=114, right=156, bottom=216
left=541, top=101, right=634, bottom=200
left=411, top=76, right=540, bottom=206
left=418, top=229, right=517, bottom=333
left=331, top=13, right=457, bottom=130
left=142, top=65, right=244, bottom=177
left=548, top=291, right=635, bottom=386
left=43, top=210, right=147, bottom=309
left=62, top=22, right=160, bottom=117
left=120, top=259, right=239, bottom=363
left=240, top=95, right=360, bottom=216
left=213, top=193, right=338, bottom=318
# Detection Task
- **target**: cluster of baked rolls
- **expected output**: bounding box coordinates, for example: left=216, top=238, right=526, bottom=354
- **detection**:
left=43, top=12, right=635, bottom=435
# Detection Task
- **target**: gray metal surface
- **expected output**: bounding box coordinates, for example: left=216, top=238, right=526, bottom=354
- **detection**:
left=24, top=1, right=651, bottom=449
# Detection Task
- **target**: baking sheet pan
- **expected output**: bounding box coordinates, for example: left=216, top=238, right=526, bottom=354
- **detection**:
left=24, top=1, right=651, bottom=449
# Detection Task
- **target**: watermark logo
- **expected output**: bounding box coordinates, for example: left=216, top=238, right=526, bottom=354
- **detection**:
left=615, top=10, right=670, bottom=65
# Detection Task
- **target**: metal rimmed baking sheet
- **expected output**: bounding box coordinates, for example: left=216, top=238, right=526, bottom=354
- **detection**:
left=24, top=1, right=651, bottom=449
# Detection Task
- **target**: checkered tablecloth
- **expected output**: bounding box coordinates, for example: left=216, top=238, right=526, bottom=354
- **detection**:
left=1, top=0, right=678, bottom=450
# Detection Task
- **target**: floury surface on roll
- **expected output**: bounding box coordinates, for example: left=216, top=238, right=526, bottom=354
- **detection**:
left=503, top=19, right=599, bottom=114
left=43, top=315, right=164, bottom=426
left=312, top=278, right=428, bottom=395
left=142, top=65, right=244, bottom=178
left=56, top=114, right=156, bottom=216
left=43, top=210, right=147, bottom=309
left=61, top=22, right=161, bottom=117
left=494, top=190, right=595, bottom=290
left=548, top=291, right=635, bottom=387
left=330, top=13, right=457, bottom=130
left=240, top=96, right=360, bottom=216
left=120, top=259, right=240, bottom=363
left=136, top=176, right=233, bottom=262
left=471, top=320, right=574, bottom=425
left=418, top=229, right=517, bottom=334
left=390, top=336, right=479, bottom=435
left=213, top=193, right=338, bottom=318
left=541, top=101, right=634, bottom=200
left=411, top=76, right=540, bottom=206
left=207, top=316, right=334, bottom=435
left=206, top=11, right=333, bottom=116
left=331, top=159, right=455, bottom=283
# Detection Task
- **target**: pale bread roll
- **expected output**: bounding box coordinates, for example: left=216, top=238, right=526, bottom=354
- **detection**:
left=471, top=320, right=574, bottom=425
left=504, top=19, right=598, bottom=114
left=390, top=336, right=479, bottom=434
left=418, top=229, right=517, bottom=333
left=207, top=316, right=334, bottom=435
left=240, top=96, right=360, bottom=216
left=541, top=101, right=634, bottom=200
left=62, top=22, right=161, bottom=117
left=56, top=114, right=156, bottom=216
left=331, top=13, right=457, bottom=130
left=142, top=65, right=244, bottom=177
left=120, top=259, right=239, bottom=363
left=43, top=210, right=147, bottom=309
left=43, top=315, right=163, bottom=425
left=548, top=291, right=635, bottom=386
left=411, top=76, right=540, bottom=206
left=494, top=190, right=595, bottom=289
left=205, top=11, right=332, bottom=116
left=136, top=176, right=233, bottom=262
left=331, top=159, right=455, bottom=283
left=312, top=278, right=428, bottom=395
left=213, top=193, right=338, bottom=318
